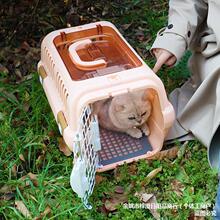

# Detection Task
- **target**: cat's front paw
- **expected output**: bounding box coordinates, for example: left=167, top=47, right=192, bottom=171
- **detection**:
left=141, top=123, right=150, bottom=136
left=126, top=128, right=142, bottom=138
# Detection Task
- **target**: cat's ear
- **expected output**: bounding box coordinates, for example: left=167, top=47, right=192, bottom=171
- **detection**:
left=115, top=104, right=126, bottom=112
left=92, top=99, right=107, bottom=115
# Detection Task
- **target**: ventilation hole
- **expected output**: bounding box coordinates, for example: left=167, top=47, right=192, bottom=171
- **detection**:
left=64, top=88, right=67, bottom=102
left=49, top=56, right=52, bottom=67
left=58, top=75, right=61, bottom=93
left=61, top=82, right=64, bottom=99
left=56, top=72, right=59, bottom=84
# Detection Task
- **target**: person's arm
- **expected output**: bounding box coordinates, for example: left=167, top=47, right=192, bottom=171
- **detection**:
left=151, top=0, right=208, bottom=73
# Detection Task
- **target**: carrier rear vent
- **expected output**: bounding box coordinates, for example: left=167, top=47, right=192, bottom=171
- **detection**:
left=43, top=46, right=69, bottom=105
left=55, top=71, right=69, bottom=105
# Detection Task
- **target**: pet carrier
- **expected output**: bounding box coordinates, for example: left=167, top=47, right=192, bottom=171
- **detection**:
left=38, top=21, right=175, bottom=208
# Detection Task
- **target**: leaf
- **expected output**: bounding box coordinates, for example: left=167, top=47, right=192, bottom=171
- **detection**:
left=63, top=0, right=69, bottom=5
left=20, top=172, right=39, bottom=187
left=0, top=64, right=9, bottom=74
left=188, top=212, right=205, bottom=220
left=11, top=164, right=17, bottom=177
left=20, top=41, right=30, bottom=52
left=34, top=205, right=51, bottom=220
left=149, top=146, right=179, bottom=160
left=48, top=130, right=56, bottom=137
left=115, top=186, right=124, bottom=194
left=58, top=137, right=72, bottom=156
left=113, top=166, right=122, bottom=182
left=15, top=200, right=32, bottom=218
left=150, top=146, right=179, bottom=160
left=135, top=191, right=160, bottom=219
left=15, top=69, right=22, bottom=79
left=135, top=192, right=154, bottom=202
left=145, top=195, right=160, bottom=220
left=0, top=185, right=14, bottom=194
left=104, top=193, right=128, bottom=212
left=141, top=167, right=162, bottom=186
left=35, top=144, right=47, bottom=169
left=177, top=141, right=188, bottom=159
left=1, top=91, right=18, bottom=103
left=102, top=5, right=109, bottom=16
left=0, top=112, right=5, bottom=121
left=128, top=163, right=137, bottom=175
left=42, top=206, right=51, bottom=215
left=176, top=167, right=190, bottom=183
left=23, top=101, right=30, bottom=112
left=0, top=192, right=15, bottom=201
left=0, top=97, right=6, bottom=104
left=121, top=23, right=132, bottom=30
left=95, top=175, right=106, bottom=185
left=19, top=154, right=25, bottom=162
left=35, top=154, right=45, bottom=169
left=98, top=204, right=109, bottom=215
left=147, top=167, right=162, bottom=180
left=104, top=186, right=128, bottom=212
left=104, top=198, right=119, bottom=211
left=171, top=179, right=185, bottom=197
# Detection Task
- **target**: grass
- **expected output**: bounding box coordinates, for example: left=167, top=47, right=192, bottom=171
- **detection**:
left=0, top=0, right=218, bottom=219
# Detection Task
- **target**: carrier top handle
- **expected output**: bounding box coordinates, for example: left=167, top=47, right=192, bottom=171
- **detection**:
left=69, top=39, right=107, bottom=71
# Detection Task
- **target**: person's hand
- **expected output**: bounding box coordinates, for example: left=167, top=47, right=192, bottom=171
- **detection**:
left=152, top=48, right=177, bottom=73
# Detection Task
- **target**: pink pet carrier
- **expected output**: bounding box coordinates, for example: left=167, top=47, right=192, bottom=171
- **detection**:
left=38, top=21, right=175, bottom=208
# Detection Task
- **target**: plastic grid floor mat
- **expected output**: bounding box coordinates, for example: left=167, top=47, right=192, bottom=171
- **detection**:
left=98, top=128, right=152, bottom=166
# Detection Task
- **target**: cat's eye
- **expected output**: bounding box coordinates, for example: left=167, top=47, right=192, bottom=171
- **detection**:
left=141, top=112, right=147, bottom=116
left=128, top=116, right=136, bottom=120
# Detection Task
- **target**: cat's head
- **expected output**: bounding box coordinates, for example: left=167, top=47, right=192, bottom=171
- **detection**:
left=110, top=90, right=152, bottom=128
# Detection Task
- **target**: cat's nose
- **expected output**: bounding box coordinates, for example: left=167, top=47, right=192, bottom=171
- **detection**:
left=137, top=119, right=142, bottom=124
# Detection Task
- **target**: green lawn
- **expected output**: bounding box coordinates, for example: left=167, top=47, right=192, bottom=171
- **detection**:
left=0, top=1, right=218, bottom=219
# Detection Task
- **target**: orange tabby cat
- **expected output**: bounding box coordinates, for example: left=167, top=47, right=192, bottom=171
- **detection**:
left=93, top=90, right=152, bottom=138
